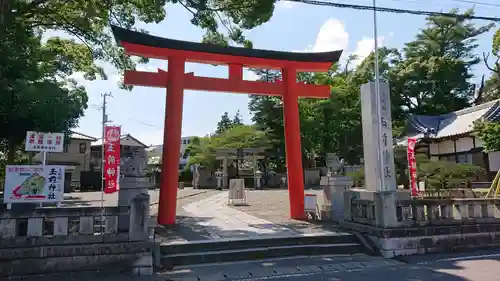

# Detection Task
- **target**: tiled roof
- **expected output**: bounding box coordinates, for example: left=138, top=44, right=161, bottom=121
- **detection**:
left=69, top=131, right=97, bottom=141
left=406, top=99, right=500, bottom=139
left=92, top=134, right=148, bottom=147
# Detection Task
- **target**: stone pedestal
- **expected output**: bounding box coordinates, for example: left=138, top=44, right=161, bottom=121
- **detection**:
left=320, top=176, right=353, bottom=221
left=330, top=176, right=353, bottom=222
left=346, top=188, right=410, bottom=227
left=321, top=176, right=353, bottom=221
left=118, top=177, right=152, bottom=232
left=320, top=175, right=333, bottom=220
left=373, top=191, right=399, bottom=228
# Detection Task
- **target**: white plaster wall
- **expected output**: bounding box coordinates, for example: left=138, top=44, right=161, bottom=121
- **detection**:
left=429, top=143, right=439, bottom=155
left=476, top=138, right=485, bottom=148
left=455, top=137, right=474, bottom=152
left=438, top=140, right=455, bottom=154
left=488, top=151, right=500, bottom=171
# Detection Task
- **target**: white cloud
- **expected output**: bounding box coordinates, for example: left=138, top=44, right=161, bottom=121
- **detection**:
left=68, top=72, right=86, bottom=82
left=136, top=64, right=159, bottom=72
left=276, top=0, right=296, bottom=9
left=243, top=70, right=260, bottom=81
left=350, top=36, right=385, bottom=68
left=309, top=18, right=349, bottom=52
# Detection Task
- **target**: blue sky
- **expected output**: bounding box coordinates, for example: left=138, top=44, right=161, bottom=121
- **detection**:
left=72, top=0, right=498, bottom=146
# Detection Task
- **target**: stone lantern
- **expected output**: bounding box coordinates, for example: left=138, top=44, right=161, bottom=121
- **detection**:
left=254, top=170, right=263, bottom=189
left=215, top=169, right=223, bottom=190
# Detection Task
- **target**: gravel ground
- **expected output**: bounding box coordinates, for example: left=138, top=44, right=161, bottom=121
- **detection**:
left=230, top=188, right=343, bottom=234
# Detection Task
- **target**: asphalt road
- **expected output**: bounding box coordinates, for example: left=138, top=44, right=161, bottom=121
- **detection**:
left=161, top=249, right=500, bottom=281
left=14, top=249, right=500, bottom=281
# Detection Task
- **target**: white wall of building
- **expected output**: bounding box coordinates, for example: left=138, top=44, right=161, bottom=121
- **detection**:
left=455, top=138, right=474, bottom=153
left=428, top=136, right=500, bottom=172
left=489, top=152, right=500, bottom=171
left=438, top=140, right=455, bottom=154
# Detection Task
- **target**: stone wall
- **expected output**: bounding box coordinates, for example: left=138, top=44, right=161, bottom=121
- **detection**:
left=304, top=168, right=321, bottom=187
left=342, top=192, right=500, bottom=258
left=0, top=194, right=152, bottom=277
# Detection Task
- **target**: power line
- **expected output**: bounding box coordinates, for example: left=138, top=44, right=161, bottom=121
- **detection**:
left=127, top=118, right=161, bottom=129
left=451, top=0, right=500, bottom=8
left=284, top=0, right=500, bottom=21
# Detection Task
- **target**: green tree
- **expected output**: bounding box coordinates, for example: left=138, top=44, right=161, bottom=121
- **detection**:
left=0, top=15, right=88, bottom=163
left=185, top=136, right=219, bottom=170
left=248, top=61, right=365, bottom=168
left=186, top=125, right=270, bottom=169
left=392, top=9, right=493, bottom=116
left=346, top=155, right=484, bottom=196
left=248, top=69, right=285, bottom=170
left=6, top=0, right=279, bottom=85
left=316, top=65, right=364, bottom=164
left=217, top=125, right=270, bottom=149
left=352, top=10, right=492, bottom=128
left=233, top=110, right=243, bottom=126
left=216, top=112, right=234, bottom=134
left=480, top=29, right=500, bottom=102
left=473, top=120, right=500, bottom=152
left=418, top=158, right=484, bottom=197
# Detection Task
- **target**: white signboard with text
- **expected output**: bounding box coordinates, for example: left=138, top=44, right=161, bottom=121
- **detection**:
left=25, top=131, right=64, bottom=152
left=4, top=165, right=65, bottom=204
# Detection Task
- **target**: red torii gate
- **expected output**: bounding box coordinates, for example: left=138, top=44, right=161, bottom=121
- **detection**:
left=111, top=26, right=342, bottom=225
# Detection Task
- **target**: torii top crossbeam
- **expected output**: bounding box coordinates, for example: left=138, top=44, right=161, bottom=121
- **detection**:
left=111, top=25, right=343, bottom=225
left=111, top=25, right=342, bottom=72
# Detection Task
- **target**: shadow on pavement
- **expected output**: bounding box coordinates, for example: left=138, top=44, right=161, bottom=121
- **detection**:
left=155, top=215, right=215, bottom=242
left=154, top=214, right=324, bottom=243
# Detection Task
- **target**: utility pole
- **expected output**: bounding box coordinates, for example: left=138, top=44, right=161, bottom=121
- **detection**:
left=372, top=0, right=384, bottom=192
left=100, top=92, right=112, bottom=233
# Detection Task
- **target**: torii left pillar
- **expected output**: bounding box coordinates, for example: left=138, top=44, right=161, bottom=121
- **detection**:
left=158, top=57, right=185, bottom=225
left=282, top=68, right=305, bottom=220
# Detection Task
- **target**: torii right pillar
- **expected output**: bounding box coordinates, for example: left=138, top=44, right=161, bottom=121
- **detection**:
left=282, top=67, right=305, bottom=220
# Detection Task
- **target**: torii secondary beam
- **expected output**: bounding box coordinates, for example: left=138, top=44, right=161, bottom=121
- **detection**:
left=110, top=25, right=343, bottom=225
left=124, top=69, right=330, bottom=98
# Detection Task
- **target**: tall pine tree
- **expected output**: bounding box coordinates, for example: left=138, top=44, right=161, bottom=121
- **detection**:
left=216, top=112, right=234, bottom=134
left=233, top=110, right=243, bottom=126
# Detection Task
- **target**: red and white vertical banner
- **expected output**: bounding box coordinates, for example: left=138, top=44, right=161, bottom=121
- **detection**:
left=104, top=126, right=121, bottom=194
left=407, top=137, right=418, bottom=196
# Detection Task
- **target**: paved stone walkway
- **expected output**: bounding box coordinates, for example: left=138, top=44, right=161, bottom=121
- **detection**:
left=182, top=192, right=296, bottom=239
left=176, top=192, right=342, bottom=240
left=231, top=189, right=325, bottom=224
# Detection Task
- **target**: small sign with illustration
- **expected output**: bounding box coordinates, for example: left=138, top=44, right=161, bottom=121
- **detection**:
left=4, top=165, right=65, bottom=204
